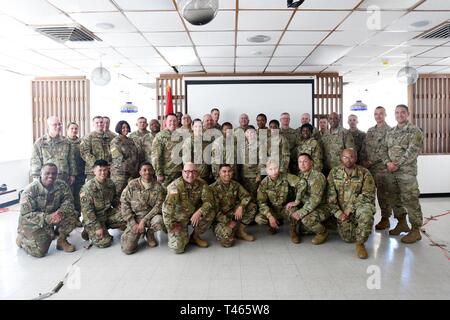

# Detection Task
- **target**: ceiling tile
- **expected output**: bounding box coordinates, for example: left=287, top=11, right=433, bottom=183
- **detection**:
left=177, top=65, right=205, bottom=73
left=236, top=45, right=275, bottom=57
left=0, top=15, right=38, bottom=37
left=303, top=45, right=352, bottom=65
left=338, top=11, right=405, bottom=31
left=418, top=46, right=450, bottom=58
left=265, top=66, right=295, bottom=72
left=98, top=33, right=149, bottom=47
left=125, top=12, right=185, bottom=32
left=238, top=10, right=291, bottom=30
left=65, top=40, right=110, bottom=49
left=409, top=57, right=443, bottom=65
left=0, top=0, right=72, bottom=25
left=322, top=30, right=376, bottom=46
left=435, top=67, right=450, bottom=73
left=77, top=47, right=123, bottom=59
left=358, top=0, right=422, bottom=10
left=237, top=31, right=283, bottom=45
left=156, top=46, right=200, bottom=65
left=130, top=57, right=167, bottom=66
left=201, top=57, right=235, bottom=66
left=236, top=66, right=266, bottom=72
left=280, top=31, right=329, bottom=45
left=186, top=11, right=235, bottom=31
left=141, top=65, right=175, bottom=73
left=405, top=38, right=450, bottom=46
left=190, top=31, right=235, bottom=46
left=430, top=57, right=450, bottom=66
left=415, top=0, right=450, bottom=10
left=204, top=66, right=235, bottom=73
left=368, top=57, right=406, bottom=67
left=143, top=32, right=192, bottom=46
left=238, top=0, right=287, bottom=9
left=382, top=45, right=435, bottom=57
left=114, top=0, right=175, bottom=10
left=269, top=57, right=304, bottom=66
left=69, top=12, right=137, bottom=33
left=337, top=56, right=373, bottom=66
left=36, top=49, right=90, bottom=60
left=385, top=12, right=450, bottom=32
left=301, top=0, right=361, bottom=9
left=4, top=35, right=67, bottom=50
left=417, top=65, right=448, bottom=73
left=47, top=0, right=118, bottom=13
left=365, top=31, right=421, bottom=45
left=289, top=11, right=350, bottom=31
left=115, top=46, right=160, bottom=58
left=347, top=45, right=393, bottom=57
left=294, top=65, right=328, bottom=72
left=196, top=46, right=235, bottom=57
left=236, top=57, right=271, bottom=66
left=63, top=59, right=97, bottom=69
left=273, top=45, right=315, bottom=57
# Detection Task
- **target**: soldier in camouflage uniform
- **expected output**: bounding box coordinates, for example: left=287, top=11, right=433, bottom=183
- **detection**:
left=110, top=120, right=139, bottom=196
left=322, top=112, right=355, bottom=175
left=210, top=164, right=256, bottom=247
left=280, top=112, right=300, bottom=174
left=363, top=106, right=405, bottom=230
left=235, top=113, right=250, bottom=132
left=151, top=113, right=185, bottom=187
left=142, top=119, right=160, bottom=164
left=327, top=149, right=376, bottom=259
left=211, top=108, right=221, bottom=130
left=103, top=116, right=117, bottom=141
left=80, top=116, right=112, bottom=181
left=238, top=126, right=262, bottom=200
left=290, top=153, right=331, bottom=244
left=318, top=116, right=328, bottom=137
left=31, top=116, right=77, bottom=185
left=256, top=159, right=303, bottom=243
left=129, top=117, right=150, bottom=165
left=256, top=113, right=268, bottom=131
left=80, top=160, right=126, bottom=248
left=267, top=120, right=290, bottom=174
left=348, top=114, right=367, bottom=165
left=296, top=124, right=323, bottom=173
left=211, top=122, right=239, bottom=179
left=162, top=162, right=215, bottom=254
left=120, top=162, right=166, bottom=254
left=181, top=114, right=193, bottom=132
left=297, top=113, right=321, bottom=141
left=16, top=163, right=77, bottom=257
left=67, top=122, right=85, bottom=219
left=385, top=105, right=424, bottom=244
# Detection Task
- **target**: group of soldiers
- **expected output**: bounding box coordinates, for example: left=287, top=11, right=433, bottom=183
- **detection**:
left=17, top=104, right=424, bottom=259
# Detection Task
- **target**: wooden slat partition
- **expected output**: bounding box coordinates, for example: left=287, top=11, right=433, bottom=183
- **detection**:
left=408, top=74, right=450, bottom=154
left=156, top=73, right=343, bottom=127
left=32, top=76, right=90, bottom=141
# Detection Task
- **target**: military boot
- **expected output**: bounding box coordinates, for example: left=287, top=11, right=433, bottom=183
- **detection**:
left=356, top=243, right=368, bottom=259
left=56, top=237, right=76, bottom=252
left=401, top=227, right=422, bottom=243
left=389, top=217, right=410, bottom=235
left=311, top=230, right=328, bottom=245
left=289, top=224, right=300, bottom=244
left=189, top=231, right=209, bottom=248
left=81, top=229, right=89, bottom=241
left=236, top=224, right=255, bottom=241
left=146, top=230, right=157, bottom=247
left=375, top=217, right=390, bottom=230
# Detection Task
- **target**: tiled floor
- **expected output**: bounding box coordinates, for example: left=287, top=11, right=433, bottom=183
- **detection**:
left=1, top=198, right=449, bottom=300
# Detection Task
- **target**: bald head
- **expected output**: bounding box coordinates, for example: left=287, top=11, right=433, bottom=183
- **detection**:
left=341, top=148, right=357, bottom=169
left=300, top=113, right=311, bottom=125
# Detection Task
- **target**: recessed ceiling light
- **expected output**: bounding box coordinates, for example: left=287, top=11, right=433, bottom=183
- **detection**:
left=247, top=35, right=271, bottom=43
left=96, top=22, right=115, bottom=30
left=410, top=20, right=430, bottom=28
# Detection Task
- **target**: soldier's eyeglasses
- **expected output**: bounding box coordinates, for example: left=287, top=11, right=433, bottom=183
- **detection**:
left=183, top=170, right=198, bottom=175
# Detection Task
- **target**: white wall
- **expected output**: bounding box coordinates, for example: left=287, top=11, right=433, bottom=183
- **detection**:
left=418, top=155, right=450, bottom=194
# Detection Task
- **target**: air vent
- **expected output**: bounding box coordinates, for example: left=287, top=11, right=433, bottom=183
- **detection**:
left=34, top=24, right=101, bottom=42
left=415, top=21, right=450, bottom=40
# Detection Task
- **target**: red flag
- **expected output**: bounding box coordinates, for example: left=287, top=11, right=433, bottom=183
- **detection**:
left=165, top=84, right=174, bottom=116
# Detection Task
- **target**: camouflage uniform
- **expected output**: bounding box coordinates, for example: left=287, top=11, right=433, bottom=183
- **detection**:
left=120, top=178, right=166, bottom=254
left=80, top=131, right=112, bottom=181
left=255, top=173, right=302, bottom=228
left=210, top=179, right=257, bottom=247
left=296, top=137, right=323, bottom=173
left=211, top=135, right=238, bottom=180
left=238, top=139, right=261, bottom=200
left=213, top=123, right=222, bottom=131
left=280, top=127, right=300, bottom=173
left=129, top=129, right=150, bottom=165
left=385, top=121, right=424, bottom=228
left=292, top=169, right=331, bottom=234
left=30, top=134, right=77, bottom=183
left=366, top=123, right=405, bottom=219
left=162, top=177, right=215, bottom=253
left=80, top=178, right=126, bottom=248
left=142, top=132, right=157, bottom=164
left=151, top=129, right=184, bottom=187
left=182, top=135, right=213, bottom=182
left=262, top=130, right=290, bottom=175
left=110, top=136, right=139, bottom=196
left=322, top=127, right=355, bottom=174
left=17, top=180, right=78, bottom=257
left=67, top=136, right=85, bottom=214
left=327, top=165, right=376, bottom=244
left=350, top=129, right=367, bottom=165
left=104, top=130, right=117, bottom=141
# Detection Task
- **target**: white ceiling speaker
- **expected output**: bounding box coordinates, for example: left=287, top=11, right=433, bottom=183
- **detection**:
left=178, top=0, right=219, bottom=26
left=397, top=61, right=418, bottom=85
left=91, top=61, right=111, bottom=86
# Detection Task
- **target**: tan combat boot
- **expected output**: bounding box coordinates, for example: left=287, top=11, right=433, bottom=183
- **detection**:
left=389, top=217, right=410, bottom=235
left=146, top=230, right=158, bottom=247
left=56, top=237, right=76, bottom=252
left=311, top=230, right=328, bottom=245
left=375, top=217, right=390, bottom=230
left=236, top=224, right=255, bottom=241
left=289, top=224, right=300, bottom=244
left=189, top=231, right=209, bottom=248
left=401, top=227, right=422, bottom=243
left=356, top=243, right=368, bottom=259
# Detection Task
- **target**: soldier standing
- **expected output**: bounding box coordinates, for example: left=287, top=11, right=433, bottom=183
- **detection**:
left=129, top=117, right=150, bottom=165
left=120, top=162, right=166, bottom=254
left=16, top=163, right=77, bottom=257
left=211, top=107, right=221, bottom=130
left=103, top=116, right=117, bottom=141
left=142, top=119, right=160, bottom=164
left=348, top=114, right=367, bottom=165
left=296, top=124, right=323, bottom=173
left=66, top=122, right=85, bottom=219
left=280, top=112, right=300, bottom=173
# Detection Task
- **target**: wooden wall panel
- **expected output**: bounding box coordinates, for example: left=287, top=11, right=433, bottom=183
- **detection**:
left=409, top=74, right=450, bottom=154
left=32, top=76, right=90, bottom=141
